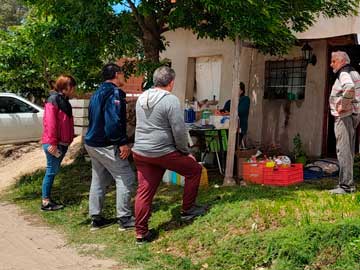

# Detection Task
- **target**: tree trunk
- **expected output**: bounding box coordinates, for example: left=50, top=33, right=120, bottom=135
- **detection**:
left=223, top=36, right=243, bottom=186
left=142, top=34, right=161, bottom=63
left=141, top=15, right=163, bottom=63
left=127, top=1, right=164, bottom=64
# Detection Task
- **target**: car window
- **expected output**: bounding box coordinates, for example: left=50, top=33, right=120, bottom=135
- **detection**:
left=0, top=97, right=35, bottom=114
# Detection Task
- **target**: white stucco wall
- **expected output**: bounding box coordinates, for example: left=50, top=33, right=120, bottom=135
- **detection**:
left=161, top=29, right=328, bottom=156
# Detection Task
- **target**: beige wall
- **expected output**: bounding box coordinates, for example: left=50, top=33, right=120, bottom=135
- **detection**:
left=296, top=14, right=360, bottom=40
left=161, top=28, right=235, bottom=106
left=254, top=40, right=328, bottom=156
left=161, top=29, right=328, bottom=157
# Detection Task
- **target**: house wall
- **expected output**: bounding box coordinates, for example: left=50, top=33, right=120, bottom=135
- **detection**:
left=296, top=13, right=360, bottom=40
left=161, top=29, right=328, bottom=157
left=252, top=40, right=328, bottom=156
left=161, top=29, right=235, bottom=106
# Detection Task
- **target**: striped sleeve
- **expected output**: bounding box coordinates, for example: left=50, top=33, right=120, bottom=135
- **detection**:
left=339, top=72, right=355, bottom=100
left=351, top=71, right=360, bottom=114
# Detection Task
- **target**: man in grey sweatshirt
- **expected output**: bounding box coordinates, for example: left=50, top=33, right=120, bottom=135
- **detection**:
left=132, top=66, right=207, bottom=244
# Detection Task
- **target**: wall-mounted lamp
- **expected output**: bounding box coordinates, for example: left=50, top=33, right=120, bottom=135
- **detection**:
left=301, top=42, right=317, bottom=66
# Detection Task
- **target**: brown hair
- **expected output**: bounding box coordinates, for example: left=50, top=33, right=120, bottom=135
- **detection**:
left=55, top=75, right=76, bottom=93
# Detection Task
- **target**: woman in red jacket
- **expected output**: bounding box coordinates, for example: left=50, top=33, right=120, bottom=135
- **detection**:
left=41, top=75, right=76, bottom=211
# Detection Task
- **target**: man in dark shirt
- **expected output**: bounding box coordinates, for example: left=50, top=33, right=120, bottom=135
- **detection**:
left=85, top=63, right=136, bottom=231
left=222, top=82, right=250, bottom=145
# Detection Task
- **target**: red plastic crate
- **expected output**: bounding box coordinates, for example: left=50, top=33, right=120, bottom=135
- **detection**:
left=263, top=164, right=304, bottom=186
left=242, top=162, right=265, bottom=184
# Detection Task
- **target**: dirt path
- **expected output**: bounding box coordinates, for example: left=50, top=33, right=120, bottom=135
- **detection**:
left=0, top=203, right=117, bottom=270
left=0, top=136, right=82, bottom=191
left=0, top=138, right=118, bottom=270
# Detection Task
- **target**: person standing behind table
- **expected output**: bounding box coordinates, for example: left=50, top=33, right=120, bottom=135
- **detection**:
left=329, top=51, right=360, bottom=194
left=238, top=82, right=250, bottom=145
left=85, top=63, right=136, bottom=231
left=221, top=82, right=250, bottom=145
left=41, top=75, right=76, bottom=211
left=132, top=66, right=208, bottom=244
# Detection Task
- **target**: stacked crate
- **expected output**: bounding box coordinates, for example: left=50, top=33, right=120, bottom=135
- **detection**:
left=242, top=162, right=304, bottom=186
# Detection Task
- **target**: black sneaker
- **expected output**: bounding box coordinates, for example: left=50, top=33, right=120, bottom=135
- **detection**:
left=41, top=200, right=64, bottom=211
left=90, top=216, right=114, bottom=231
left=180, top=204, right=209, bottom=222
left=118, top=216, right=135, bottom=231
left=136, top=229, right=158, bottom=245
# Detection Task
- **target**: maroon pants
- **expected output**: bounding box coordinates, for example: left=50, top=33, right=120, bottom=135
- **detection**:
left=133, top=151, right=202, bottom=237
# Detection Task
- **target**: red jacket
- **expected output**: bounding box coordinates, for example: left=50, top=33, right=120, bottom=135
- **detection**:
left=42, top=92, right=74, bottom=145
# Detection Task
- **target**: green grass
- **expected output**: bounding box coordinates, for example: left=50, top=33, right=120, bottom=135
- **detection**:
left=3, top=158, right=360, bottom=270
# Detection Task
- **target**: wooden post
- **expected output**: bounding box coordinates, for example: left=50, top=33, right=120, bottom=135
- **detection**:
left=223, top=36, right=242, bottom=186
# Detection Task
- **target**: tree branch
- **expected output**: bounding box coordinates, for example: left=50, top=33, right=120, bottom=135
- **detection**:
left=158, top=3, right=174, bottom=29
left=126, top=0, right=147, bottom=34
left=160, top=26, right=169, bottom=33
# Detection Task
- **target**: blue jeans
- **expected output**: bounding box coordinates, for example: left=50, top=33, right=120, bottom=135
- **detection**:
left=42, top=144, right=68, bottom=199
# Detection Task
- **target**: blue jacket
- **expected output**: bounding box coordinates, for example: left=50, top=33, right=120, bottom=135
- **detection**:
left=85, top=82, right=127, bottom=147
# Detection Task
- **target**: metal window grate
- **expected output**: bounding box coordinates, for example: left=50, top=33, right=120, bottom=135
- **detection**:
left=264, top=59, right=307, bottom=100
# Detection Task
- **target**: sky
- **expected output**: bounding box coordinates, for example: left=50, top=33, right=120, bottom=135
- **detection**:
left=112, top=1, right=140, bottom=14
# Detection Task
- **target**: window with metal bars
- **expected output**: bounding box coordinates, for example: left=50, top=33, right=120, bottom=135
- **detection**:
left=264, top=59, right=307, bottom=100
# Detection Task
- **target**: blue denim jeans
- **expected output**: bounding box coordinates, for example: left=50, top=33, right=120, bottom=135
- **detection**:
left=42, top=144, right=68, bottom=199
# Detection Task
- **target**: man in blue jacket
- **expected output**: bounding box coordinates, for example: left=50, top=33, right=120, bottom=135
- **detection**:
left=85, top=63, right=136, bottom=231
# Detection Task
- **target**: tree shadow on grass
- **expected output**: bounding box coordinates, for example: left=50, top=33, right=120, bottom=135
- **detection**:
left=153, top=183, right=299, bottom=233
left=300, top=177, right=339, bottom=191
left=212, top=176, right=347, bottom=205
left=13, top=158, right=356, bottom=234
left=11, top=159, right=92, bottom=206
left=12, top=169, right=45, bottom=200
left=152, top=177, right=354, bottom=233
left=12, top=159, right=315, bottom=211
left=153, top=180, right=301, bottom=214
left=154, top=206, right=210, bottom=235
left=55, top=159, right=92, bottom=205
left=156, top=206, right=185, bottom=232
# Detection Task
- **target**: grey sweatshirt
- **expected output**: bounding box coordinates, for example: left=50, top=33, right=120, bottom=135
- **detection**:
left=133, top=88, right=189, bottom=157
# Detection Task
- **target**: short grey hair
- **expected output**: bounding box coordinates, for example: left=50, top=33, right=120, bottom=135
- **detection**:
left=153, top=66, right=176, bottom=87
left=332, top=51, right=351, bottom=64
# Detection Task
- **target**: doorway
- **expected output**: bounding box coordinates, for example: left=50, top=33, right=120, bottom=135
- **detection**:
left=185, top=56, right=223, bottom=102
left=324, top=45, right=360, bottom=156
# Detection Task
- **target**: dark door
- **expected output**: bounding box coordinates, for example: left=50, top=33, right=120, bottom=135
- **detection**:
left=325, top=45, right=360, bottom=156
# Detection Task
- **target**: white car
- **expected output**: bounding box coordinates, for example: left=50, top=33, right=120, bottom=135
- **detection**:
left=0, top=93, right=44, bottom=145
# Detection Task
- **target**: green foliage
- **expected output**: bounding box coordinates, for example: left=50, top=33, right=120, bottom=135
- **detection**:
left=22, top=8, right=111, bottom=92
left=199, top=0, right=360, bottom=55
left=1, top=0, right=359, bottom=96
left=0, top=0, right=27, bottom=30
left=0, top=8, right=106, bottom=95
left=4, top=159, right=360, bottom=270
left=0, top=27, right=46, bottom=95
left=293, top=133, right=307, bottom=164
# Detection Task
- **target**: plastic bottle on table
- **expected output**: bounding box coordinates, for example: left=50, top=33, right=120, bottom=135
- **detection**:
left=184, top=99, right=190, bottom=123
